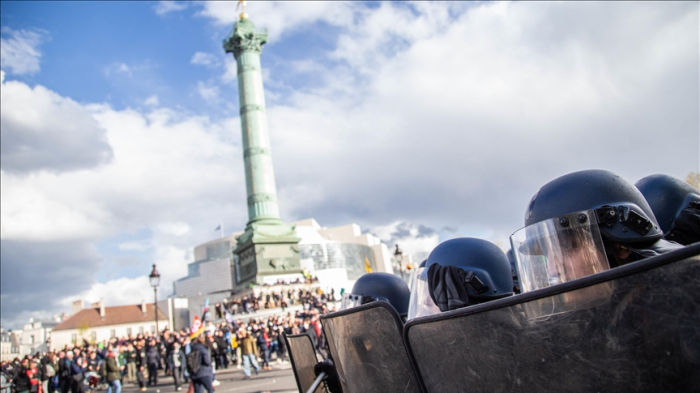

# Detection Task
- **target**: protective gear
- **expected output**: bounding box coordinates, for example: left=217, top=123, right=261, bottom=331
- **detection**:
left=506, top=249, right=521, bottom=294
left=314, top=359, right=342, bottom=393
left=512, top=169, right=667, bottom=294
left=408, top=238, right=513, bottom=319
left=635, top=174, right=700, bottom=245
left=340, top=272, right=410, bottom=317
left=407, top=260, right=426, bottom=292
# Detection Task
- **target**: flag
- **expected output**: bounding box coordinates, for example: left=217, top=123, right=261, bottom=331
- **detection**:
left=215, top=225, right=221, bottom=231
left=190, top=298, right=210, bottom=339
left=190, top=315, right=205, bottom=339
left=364, top=257, right=373, bottom=273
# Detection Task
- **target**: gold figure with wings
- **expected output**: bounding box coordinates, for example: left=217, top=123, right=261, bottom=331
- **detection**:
left=237, top=0, right=248, bottom=20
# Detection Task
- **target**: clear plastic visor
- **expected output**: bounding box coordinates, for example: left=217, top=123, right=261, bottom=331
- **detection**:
left=406, top=267, right=441, bottom=321
left=510, top=209, right=610, bottom=294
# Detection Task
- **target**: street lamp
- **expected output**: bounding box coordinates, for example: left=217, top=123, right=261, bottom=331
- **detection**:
left=149, top=264, right=161, bottom=333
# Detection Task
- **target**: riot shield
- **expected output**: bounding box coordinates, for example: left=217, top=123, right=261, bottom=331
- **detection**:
left=321, top=302, right=422, bottom=393
left=284, top=333, right=324, bottom=393
left=405, top=244, right=700, bottom=393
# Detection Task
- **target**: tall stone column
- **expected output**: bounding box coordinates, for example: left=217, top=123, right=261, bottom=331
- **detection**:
left=224, top=16, right=301, bottom=290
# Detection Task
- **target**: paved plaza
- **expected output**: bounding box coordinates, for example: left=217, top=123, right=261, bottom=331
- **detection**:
left=120, top=364, right=298, bottom=393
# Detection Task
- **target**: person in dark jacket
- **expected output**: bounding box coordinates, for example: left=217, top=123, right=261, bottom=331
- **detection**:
left=13, top=359, right=30, bottom=393
left=58, top=352, right=73, bottom=393
left=70, top=357, right=86, bottom=393
left=256, top=329, right=271, bottom=371
left=104, top=352, right=121, bottom=393
left=190, top=336, right=213, bottom=393
left=145, top=342, right=159, bottom=386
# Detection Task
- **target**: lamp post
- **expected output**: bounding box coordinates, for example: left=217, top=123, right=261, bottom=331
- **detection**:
left=149, top=264, right=161, bottom=333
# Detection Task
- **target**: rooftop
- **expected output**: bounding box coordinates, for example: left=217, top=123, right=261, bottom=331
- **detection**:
left=54, top=304, right=167, bottom=331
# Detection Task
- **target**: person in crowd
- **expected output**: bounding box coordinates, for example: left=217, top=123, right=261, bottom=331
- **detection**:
left=70, top=356, right=86, bottom=393
left=169, top=342, right=185, bottom=391
left=145, top=341, right=159, bottom=386
left=104, top=350, right=121, bottom=393
left=189, top=335, right=213, bottom=393
left=256, top=327, right=271, bottom=371
left=239, top=330, right=259, bottom=380
left=124, top=344, right=137, bottom=384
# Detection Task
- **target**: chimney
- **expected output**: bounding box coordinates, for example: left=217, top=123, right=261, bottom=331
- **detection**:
left=72, top=300, right=84, bottom=315
left=99, top=298, right=105, bottom=320
left=141, top=299, right=147, bottom=316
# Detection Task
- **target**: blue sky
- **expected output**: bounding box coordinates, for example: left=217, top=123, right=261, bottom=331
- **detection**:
left=1, top=1, right=698, bottom=327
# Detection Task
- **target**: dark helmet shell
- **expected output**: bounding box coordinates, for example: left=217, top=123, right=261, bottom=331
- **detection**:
left=525, top=169, right=663, bottom=244
left=426, top=238, right=513, bottom=299
left=351, top=272, right=411, bottom=317
left=635, top=174, right=700, bottom=235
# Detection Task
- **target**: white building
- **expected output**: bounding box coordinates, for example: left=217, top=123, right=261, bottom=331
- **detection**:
left=1, top=328, right=21, bottom=362
left=51, top=300, right=168, bottom=349
left=18, top=318, right=60, bottom=356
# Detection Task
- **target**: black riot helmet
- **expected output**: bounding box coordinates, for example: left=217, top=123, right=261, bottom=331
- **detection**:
left=512, top=169, right=670, bottom=294
left=341, top=272, right=410, bottom=318
left=407, top=238, right=513, bottom=319
left=635, top=174, right=700, bottom=245
left=525, top=169, right=663, bottom=244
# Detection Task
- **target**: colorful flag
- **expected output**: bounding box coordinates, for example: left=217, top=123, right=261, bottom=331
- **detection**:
left=189, top=298, right=210, bottom=339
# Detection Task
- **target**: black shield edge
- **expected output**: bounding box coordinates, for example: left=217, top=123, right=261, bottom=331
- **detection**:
left=403, top=242, right=700, bottom=388
left=321, top=301, right=427, bottom=392
left=284, top=332, right=318, bottom=393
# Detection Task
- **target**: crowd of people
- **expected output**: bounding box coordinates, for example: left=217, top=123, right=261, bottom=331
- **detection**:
left=0, top=292, right=337, bottom=393
left=213, top=282, right=334, bottom=316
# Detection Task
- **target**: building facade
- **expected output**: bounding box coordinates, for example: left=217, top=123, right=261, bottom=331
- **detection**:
left=1, top=328, right=21, bottom=362
left=18, top=318, right=60, bottom=356
left=51, top=301, right=168, bottom=349
left=173, top=236, right=237, bottom=298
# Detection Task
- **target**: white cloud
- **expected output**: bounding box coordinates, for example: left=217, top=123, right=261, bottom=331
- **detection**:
left=372, top=222, right=441, bottom=263
left=156, top=222, right=191, bottom=236
left=0, top=27, right=46, bottom=75
left=221, top=56, right=237, bottom=84
left=144, top=95, right=159, bottom=106
left=0, top=80, right=113, bottom=174
left=191, top=52, right=220, bottom=67
left=153, top=1, right=189, bottom=16
left=267, top=2, right=698, bottom=239
left=198, top=1, right=357, bottom=41
left=197, top=80, right=220, bottom=102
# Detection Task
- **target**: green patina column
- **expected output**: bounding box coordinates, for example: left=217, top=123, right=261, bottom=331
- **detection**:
left=223, top=15, right=301, bottom=290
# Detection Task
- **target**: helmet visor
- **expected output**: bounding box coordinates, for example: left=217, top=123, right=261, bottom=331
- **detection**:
left=406, top=267, right=441, bottom=321
left=510, top=209, right=610, bottom=293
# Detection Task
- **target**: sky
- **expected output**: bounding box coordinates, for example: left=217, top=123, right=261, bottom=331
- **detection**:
left=1, top=1, right=698, bottom=328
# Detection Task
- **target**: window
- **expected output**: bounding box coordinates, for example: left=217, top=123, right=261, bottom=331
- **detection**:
left=91, top=332, right=97, bottom=342
left=139, top=326, right=144, bottom=334
left=71, top=334, right=77, bottom=343
left=30, top=335, right=34, bottom=344
left=126, top=328, right=132, bottom=336
left=110, top=329, right=116, bottom=338
left=150, top=325, right=155, bottom=333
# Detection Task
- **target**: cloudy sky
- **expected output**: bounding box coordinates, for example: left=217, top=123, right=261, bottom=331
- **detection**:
left=1, top=1, right=697, bottom=328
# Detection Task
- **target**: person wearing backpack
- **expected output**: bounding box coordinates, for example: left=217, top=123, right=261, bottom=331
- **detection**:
left=187, top=336, right=212, bottom=393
